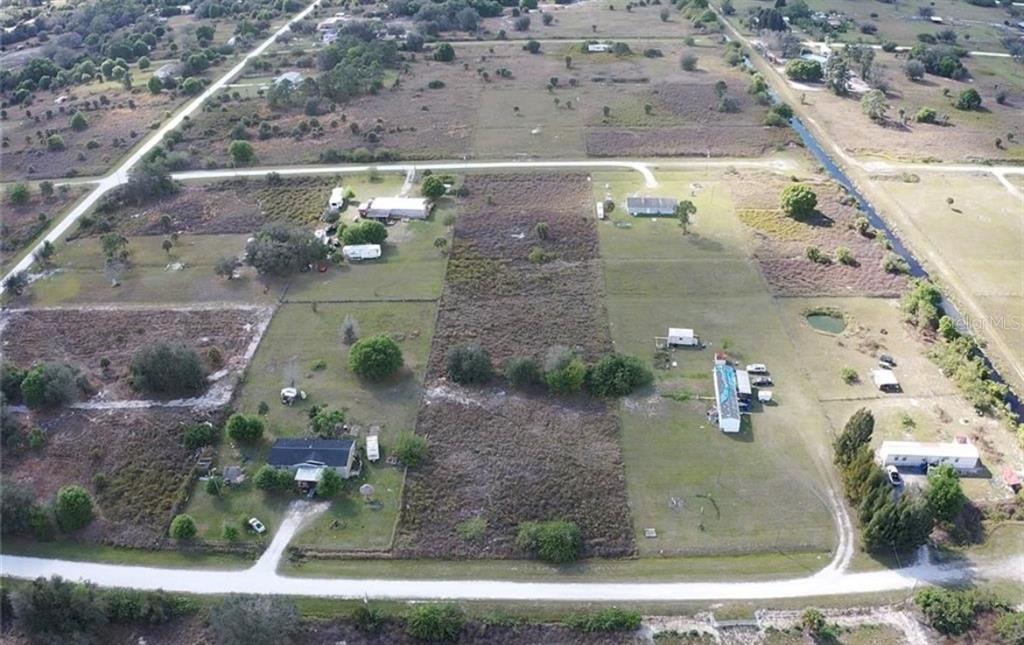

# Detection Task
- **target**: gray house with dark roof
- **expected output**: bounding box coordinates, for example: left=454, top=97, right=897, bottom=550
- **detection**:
left=267, top=438, right=357, bottom=479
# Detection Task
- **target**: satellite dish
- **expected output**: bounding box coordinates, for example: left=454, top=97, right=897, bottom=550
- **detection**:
left=359, top=484, right=375, bottom=499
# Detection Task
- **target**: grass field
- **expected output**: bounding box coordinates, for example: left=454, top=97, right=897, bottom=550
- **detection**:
left=595, top=169, right=837, bottom=557
left=880, top=172, right=1024, bottom=395
left=187, top=300, right=438, bottom=549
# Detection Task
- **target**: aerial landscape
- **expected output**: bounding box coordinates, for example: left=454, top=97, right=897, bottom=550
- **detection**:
left=0, top=0, right=1021, bottom=642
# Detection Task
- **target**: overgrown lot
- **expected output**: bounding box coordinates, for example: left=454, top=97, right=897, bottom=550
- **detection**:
left=1, top=408, right=202, bottom=548
left=395, top=173, right=634, bottom=559
left=732, top=172, right=909, bottom=297
left=1, top=306, right=269, bottom=402
left=0, top=184, right=88, bottom=269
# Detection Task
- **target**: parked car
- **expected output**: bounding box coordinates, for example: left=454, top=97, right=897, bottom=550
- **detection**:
left=746, top=364, right=768, bottom=374
left=885, top=465, right=903, bottom=487
left=248, top=517, right=267, bottom=534
left=751, top=376, right=773, bottom=387
left=879, top=354, right=897, bottom=369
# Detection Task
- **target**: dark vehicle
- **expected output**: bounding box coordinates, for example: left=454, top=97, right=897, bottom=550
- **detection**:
left=752, top=376, right=773, bottom=387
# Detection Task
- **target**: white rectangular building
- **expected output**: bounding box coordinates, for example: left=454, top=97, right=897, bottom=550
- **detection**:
left=713, top=362, right=742, bottom=433
left=366, top=435, right=380, bottom=462
left=878, top=440, right=980, bottom=472
left=342, top=244, right=381, bottom=261
left=871, top=369, right=901, bottom=393
left=667, top=328, right=698, bottom=347
left=359, top=197, right=431, bottom=220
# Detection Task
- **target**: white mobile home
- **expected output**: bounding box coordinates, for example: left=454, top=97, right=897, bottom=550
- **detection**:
left=328, top=187, right=346, bottom=211
left=342, top=244, right=382, bottom=261
left=713, top=362, right=742, bottom=433
left=735, top=369, right=752, bottom=400
left=359, top=197, right=432, bottom=220
left=667, top=328, right=699, bottom=347
left=878, top=440, right=979, bottom=472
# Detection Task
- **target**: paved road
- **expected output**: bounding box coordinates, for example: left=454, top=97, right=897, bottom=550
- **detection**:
left=0, top=0, right=323, bottom=292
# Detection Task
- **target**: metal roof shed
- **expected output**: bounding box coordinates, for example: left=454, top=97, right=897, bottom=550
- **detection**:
left=626, top=196, right=678, bottom=217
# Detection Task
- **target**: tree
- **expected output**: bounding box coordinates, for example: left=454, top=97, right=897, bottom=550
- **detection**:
left=228, top=140, right=255, bottom=165
left=516, top=520, right=582, bottom=563
left=130, top=343, right=205, bottom=395
left=225, top=413, right=264, bottom=442
left=137, top=56, right=151, bottom=71
left=245, top=223, right=328, bottom=276
left=938, top=315, right=960, bottom=342
left=955, top=88, right=982, bottom=111
left=406, top=604, right=465, bottom=642
left=7, top=182, right=30, bottom=205
left=904, top=59, right=926, bottom=81
left=1, top=481, right=37, bottom=536
left=70, top=111, right=88, bottom=131
left=162, top=238, right=173, bottom=254
left=421, top=175, right=446, bottom=199
left=3, top=271, right=29, bottom=296
left=47, top=134, right=65, bottom=151
left=780, top=184, right=818, bottom=218
left=825, top=56, right=850, bottom=95
left=587, top=354, right=653, bottom=397
left=862, top=489, right=933, bottom=551
left=12, top=576, right=107, bottom=644
left=205, top=476, right=223, bottom=496
left=901, top=279, right=944, bottom=330
left=785, top=59, right=823, bottom=82
left=915, top=106, right=937, bottom=123
left=434, top=42, right=456, bottom=62
left=680, top=53, right=698, bottom=71
left=215, top=256, right=241, bottom=279
left=674, top=200, right=696, bottom=233
left=349, top=335, right=403, bottom=380
left=254, top=465, right=290, bottom=491
left=660, top=7, right=670, bottom=21
left=394, top=433, right=428, bottom=467
left=926, top=464, right=966, bottom=524
left=514, top=15, right=531, bottom=31
left=21, top=363, right=77, bottom=409
left=446, top=344, right=494, bottom=384
left=183, top=423, right=217, bottom=450
left=317, top=468, right=343, bottom=497
left=181, top=77, right=202, bottom=95
left=55, top=485, right=93, bottom=532
left=169, top=514, right=197, bottom=540
left=309, top=407, right=346, bottom=438
left=210, top=595, right=300, bottom=645
left=525, top=39, right=541, bottom=54
left=148, top=75, right=163, bottom=93
left=505, top=356, right=541, bottom=388
left=834, top=408, right=874, bottom=467
left=861, top=89, right=888, bottom=122
left=915, top=588, right=981, bottom=635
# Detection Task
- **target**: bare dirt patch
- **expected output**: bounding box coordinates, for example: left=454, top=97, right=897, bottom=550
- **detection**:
left=0, top=306, right=269, bottom=402
left=731, top=172, right=909, bottom=296
left=395, top=173, right=634, bottom=560
left=1, top=408, right=204, bottom=548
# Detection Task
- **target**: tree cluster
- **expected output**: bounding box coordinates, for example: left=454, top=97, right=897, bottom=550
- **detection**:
left=245, top=223, right=328, bottom=276
left=348, top=335, right=404, bottom=380
left=341, top=220, right=388, bottom=246
left=130, top=342, right=205, bottom=396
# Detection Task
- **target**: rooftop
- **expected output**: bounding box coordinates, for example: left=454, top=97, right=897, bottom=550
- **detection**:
left=879, top=440, right=979, bottom=460
left=625, top=196, right=678, bottom=216
left=713, top=363, right=741, bottom=422
left=268, top=438, right=353, bottom=468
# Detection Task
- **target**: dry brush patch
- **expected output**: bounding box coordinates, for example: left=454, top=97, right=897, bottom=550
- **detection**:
left=1, top=408, right=205, bottom=548
left=0, top=186, right=89, bottom=266
left=395, top=173, right=634, bottom=559
left=732, top=174, right=909, bottom=296
left=0, top=306, right=269, bottom=402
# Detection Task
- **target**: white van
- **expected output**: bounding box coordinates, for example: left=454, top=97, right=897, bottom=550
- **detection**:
left=328, top=187, right=346, bottom=211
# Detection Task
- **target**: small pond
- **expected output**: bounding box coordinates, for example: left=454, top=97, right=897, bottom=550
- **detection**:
left=806, top=312, right=846, bottom=334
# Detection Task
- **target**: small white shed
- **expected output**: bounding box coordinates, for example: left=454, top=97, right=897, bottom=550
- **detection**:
left=366, top=435, right=380, bottom=462
left=329, top=187, right=346, bottom=211
left=342, top=244, right=382, bottom=261
left=667, top=328, right=698, bottom=347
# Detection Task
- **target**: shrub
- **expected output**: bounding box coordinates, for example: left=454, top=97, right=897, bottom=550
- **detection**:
left=835, top=246, right=855, bottom=265
left=47, top=134, right=65, bottom=151
left=780, top=184, right=818, bottom=218
left=169, top=514, right=197, bottom=540
left=6, top=182, right=30, bottom=205
left=394, top=433, right=428, bottom=467
left=525, top=39, right=541, bottom=54
left=406, top=603, right=465, bottom=642
left=11, top=576, right=106, bottom=643
left=915, top=106, right=938, bottom=123
left=309, top=407, right=346, bottom=438
left=544, top=353, right=586, bottom=395
left=211, top=595, right=300, bottom=645
left=996, top=612, right=1024, bottom=645
left=223, top=524, right=240, bottom=540
left=840, top=367, right=859, bottom=384
left=955, top=88, right=982, bottom=111
left=446, top=344, right=494, bottom=384
left=55, top=485, right=93, bottom=532
left=130, top=342, right=205, bottom=395
left=341, top=220, right=388, bottom=245
left=915, top=588, right=981, bottom=635
left=587, top=354, right=653, bottom=397
left=70, top=111, right=88, bottom=131
left=21, top=362, right=76, bottom=409
left=882, top=253, right=910, bottom=275
left=183, top=423, right=217, bottom=450
left=805, top=246, right=830, bottom=264
left=504, top=356, right=541, bottom=388
left=680, top=53, right=698, bottom=71
left=785, top=59, right=823, bottom=82
left=516, top=520, right=582, bottom=563
left=352, top=604, right=387, bottom=633
left=514, top=15, right=531, bottom=31
left=254, top=465, right=292, bottom=491
left=348, top=335, right=403, bottom=380
left=205, top=476, right=223, bottom=496
left=904, top=59, right=926, bottom=80
left=434, top=42, right=455, bottom=62
left=456, top=517, right=488, bottom=543
left=225, top=413, right=264, bottom=442
left=564, top=607, right=642, bottom=632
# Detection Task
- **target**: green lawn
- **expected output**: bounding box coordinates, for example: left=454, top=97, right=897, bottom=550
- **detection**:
left=0, top=537, right=253, bottom=569
left=594, top=170, right=837, bottom=558
left=187, top=300, right=438, bottom=551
